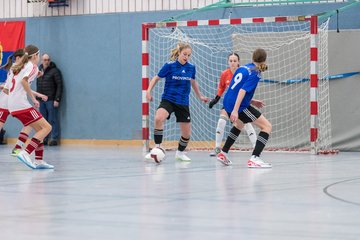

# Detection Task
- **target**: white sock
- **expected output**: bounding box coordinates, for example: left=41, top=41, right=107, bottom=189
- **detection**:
left=244, top=123, right=257, bottom=148
left=215, top=117, right=227, bottom=148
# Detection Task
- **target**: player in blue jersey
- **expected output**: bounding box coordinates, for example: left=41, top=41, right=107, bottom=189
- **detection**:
left=208, top=52, right=258, bottom=157
left=217, top=48, right=272, bottom=168
left=145, top=43, right=209, bottom=162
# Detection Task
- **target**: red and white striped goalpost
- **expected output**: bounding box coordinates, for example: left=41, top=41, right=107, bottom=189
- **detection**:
left=310, top=15, right=319, bottom=154
left=142, top=15, right=321, bottom=154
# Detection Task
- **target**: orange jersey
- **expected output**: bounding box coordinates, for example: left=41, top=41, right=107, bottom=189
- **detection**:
left=217, top=68, right=234, bottom=97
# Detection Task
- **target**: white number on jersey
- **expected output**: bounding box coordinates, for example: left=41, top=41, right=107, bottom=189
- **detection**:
left=230, top=72, right=243, bottom=90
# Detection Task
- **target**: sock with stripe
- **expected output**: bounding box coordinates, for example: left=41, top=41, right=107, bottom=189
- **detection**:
left=222, top=127, right=241, bottom=153
left=35, top=143, right=44, bottom=161
left=178, top=136, right=190, bottom=152
left=154, top=129, right=163, bottom=147
left=25, top=138, right=41, bottom=155
left=15, top=132, right=29, bottom=149
left=252, top=131, right=270, bottom=157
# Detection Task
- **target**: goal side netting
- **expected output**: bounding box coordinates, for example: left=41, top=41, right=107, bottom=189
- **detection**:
left=142, top=16, right=332, bottom=153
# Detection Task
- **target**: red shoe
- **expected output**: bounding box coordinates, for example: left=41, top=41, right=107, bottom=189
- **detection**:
left=216, top=152, right=232, bottom=166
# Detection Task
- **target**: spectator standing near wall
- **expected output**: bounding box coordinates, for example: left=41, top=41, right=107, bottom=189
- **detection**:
left=37, top=53, right=63, bottom=146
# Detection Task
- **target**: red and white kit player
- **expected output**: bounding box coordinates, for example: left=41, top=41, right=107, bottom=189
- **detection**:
left=0, top=53, right=18, bottom=130
left=0, top=77, right=11, bottom=127
left=0, top=49, right=47, bottom=156
left=8, top=45, right=53, bottom=169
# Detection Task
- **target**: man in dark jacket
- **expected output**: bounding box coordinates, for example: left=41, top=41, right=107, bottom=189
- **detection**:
left=37, top=54, right=63, bottom=146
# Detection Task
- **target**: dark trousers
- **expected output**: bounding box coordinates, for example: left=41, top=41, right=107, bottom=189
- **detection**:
left=40, top=100, right=60, bottom=142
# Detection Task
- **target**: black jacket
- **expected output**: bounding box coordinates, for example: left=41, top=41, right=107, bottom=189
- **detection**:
left=37, top=62, right=63, bottom=102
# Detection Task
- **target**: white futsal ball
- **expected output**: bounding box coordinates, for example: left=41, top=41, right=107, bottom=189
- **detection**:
left=150, top=147, right=166, bottom=163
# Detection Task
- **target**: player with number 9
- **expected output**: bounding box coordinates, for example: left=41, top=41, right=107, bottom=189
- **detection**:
left=217, top=48, right=272, bottom=168
left=208, top=52, right=258, bottom=157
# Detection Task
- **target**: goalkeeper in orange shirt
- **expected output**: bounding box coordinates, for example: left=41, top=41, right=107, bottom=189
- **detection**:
left=209, top=53, right=258, bottom=156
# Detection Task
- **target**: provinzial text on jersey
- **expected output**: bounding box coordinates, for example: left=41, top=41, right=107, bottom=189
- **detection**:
left=172, top=76, right=192, bottom=81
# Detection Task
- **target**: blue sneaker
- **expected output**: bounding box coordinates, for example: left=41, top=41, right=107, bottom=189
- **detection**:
left=17, top=150, right=36, bottom=169
left=34, top=160, right=54, bottom=169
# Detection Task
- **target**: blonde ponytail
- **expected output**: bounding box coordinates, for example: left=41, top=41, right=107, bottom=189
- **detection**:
left=257, top=63, right=268, bottom=72
left=170, top=47, right=180, bottom=61
left=11, top=53, right=29, bottom=75
left=170, top=42, right=191, bottom=61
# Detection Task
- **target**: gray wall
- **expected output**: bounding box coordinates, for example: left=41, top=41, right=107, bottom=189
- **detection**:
left=2, top=3, right=360, bottom=150
left=328, top=31, right=360, bottom=151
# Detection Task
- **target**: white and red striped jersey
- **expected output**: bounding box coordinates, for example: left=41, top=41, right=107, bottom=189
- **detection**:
left=8, top=61, right=39, bottom=113
left=0, top=70, right=14, bottom=109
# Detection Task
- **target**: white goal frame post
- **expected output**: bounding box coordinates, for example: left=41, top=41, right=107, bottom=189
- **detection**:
left=141, top=15, right=332, bottom=154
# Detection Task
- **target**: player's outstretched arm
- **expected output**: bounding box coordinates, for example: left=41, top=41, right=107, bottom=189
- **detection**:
left=146, top=76, right=161, bottom=102
left=31, top=90, right=48, bottom=101
left=250, top=99, right=265, bottom=108
left=209, top=95, right=221, bottom=108
left=230, top=89, right=246, bottom=122
left=21, top=77, right=39, bottom=108
left=191, top=79, right=209, bottom=103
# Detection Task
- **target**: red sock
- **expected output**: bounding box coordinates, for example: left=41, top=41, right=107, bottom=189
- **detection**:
left=35, top=143, right=44, bottom=161
left=15, top=132, right=29, bottom=149
left=25, top=138, right=41, bottom=155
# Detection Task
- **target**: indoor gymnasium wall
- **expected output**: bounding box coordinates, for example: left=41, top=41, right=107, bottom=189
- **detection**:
left=0, top=0, right=347, bottom=18
left=1, top=3, right=359, bottom=150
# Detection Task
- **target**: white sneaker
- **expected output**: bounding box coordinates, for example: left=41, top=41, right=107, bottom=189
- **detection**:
left=34, top=160, right=54, bottom=169
left=216, top=151, right=232, bottom=166
left=17, top=150, right=36, bottom=169
left=144, top=152, right=152, bottom=161
left=248, top=155, right=272, bottom=168
left=11, top=148, right=21, bottom=157
left=175, top=150, right=191, bottom=161
left=209, top=147, right=221, bottom=157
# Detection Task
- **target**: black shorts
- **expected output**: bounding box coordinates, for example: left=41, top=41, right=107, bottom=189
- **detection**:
left=226, top=105, right=262, bottom=123
left=158, top=99, right=191, bottom=123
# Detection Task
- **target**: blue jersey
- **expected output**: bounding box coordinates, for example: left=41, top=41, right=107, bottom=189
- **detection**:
left=157, top=60, right=196, bottom=106
left=223, top=63, right=261, bottom=113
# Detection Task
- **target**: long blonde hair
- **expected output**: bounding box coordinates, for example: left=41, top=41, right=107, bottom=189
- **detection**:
left=170, top=42, right=191, bottom=61
left=11, top=45, right=39, bottom=75
left=252, top=48, right=268, bottom=72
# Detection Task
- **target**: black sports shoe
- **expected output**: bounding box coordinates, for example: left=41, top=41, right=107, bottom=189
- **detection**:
left=49, top=140, right=58, bottom=146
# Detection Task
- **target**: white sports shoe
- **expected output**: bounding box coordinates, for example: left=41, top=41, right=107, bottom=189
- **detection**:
left=247, top=155, right=272, bottom=168
left=17, top=150, right=36, bottom=169
left=34, top=160, right=54, bottom=169
left=144, top=152, right=152, bottom=161
left=175, top=150, right=191, bottom=161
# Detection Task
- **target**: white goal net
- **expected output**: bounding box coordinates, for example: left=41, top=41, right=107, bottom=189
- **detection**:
left=145, top=16, right=332, bottom=153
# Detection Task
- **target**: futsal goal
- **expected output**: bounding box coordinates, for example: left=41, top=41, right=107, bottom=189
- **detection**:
left=142, top=15, right=333, bottom=154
